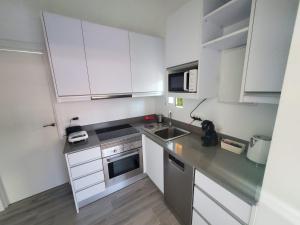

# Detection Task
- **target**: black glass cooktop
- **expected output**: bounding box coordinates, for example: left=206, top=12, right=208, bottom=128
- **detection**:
left=95, top=124, right=139, bottom=142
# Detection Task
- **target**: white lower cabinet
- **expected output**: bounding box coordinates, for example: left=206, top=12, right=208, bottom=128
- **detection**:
left=142, top=135, right=164, bottom=193
left=73, top=171, right=104, bottom=192
left=76, top=182, right=106, bottom=202
left=193, top=170, right=253, bottom=225
left=192, top=210, right=209, bottom=225
left=65, top=147, right=106, bottom=213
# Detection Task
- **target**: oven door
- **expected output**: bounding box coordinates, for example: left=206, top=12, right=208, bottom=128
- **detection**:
left=103, top=148, right=143, bottom=187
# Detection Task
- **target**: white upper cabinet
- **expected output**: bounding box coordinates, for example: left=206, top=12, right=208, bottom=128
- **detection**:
left=243, top=0, right=298, bottom=93
left=42, top=12, right=90, bottom=97
left=82, top=22, right=132, bottom=95
left=166, top=0, right=201, bottom=68
left=129, top=32, right=164, bottom=95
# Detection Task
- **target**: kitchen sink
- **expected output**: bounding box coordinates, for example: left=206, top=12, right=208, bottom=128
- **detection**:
left=154, top=127, right=190, bottom=141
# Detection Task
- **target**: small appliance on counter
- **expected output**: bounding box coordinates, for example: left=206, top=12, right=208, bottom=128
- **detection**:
left=247, top=135, right=271, bottom=164
left=66, top=126, right=88, bottom=144
left=201, top=120, right=218, bottom=146
left=221, top=139, right=246, bottom=154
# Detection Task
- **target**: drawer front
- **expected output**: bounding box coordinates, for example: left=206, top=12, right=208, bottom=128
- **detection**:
left=76, top=182, right=105, bottom=202
left=193, top=187, right=241, bottom=225
left=71, top=159, right=103, bottom=179
left=195, top=170, right=251, bottom=224
left=192, top=210, right=208, bottom=225
left=73, top=171, right=104, bottom=192
left=68, top=147, right=101, bottom=166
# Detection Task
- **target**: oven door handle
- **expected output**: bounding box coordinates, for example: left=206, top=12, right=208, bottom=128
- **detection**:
left=106, top=150, right=139, bottom=163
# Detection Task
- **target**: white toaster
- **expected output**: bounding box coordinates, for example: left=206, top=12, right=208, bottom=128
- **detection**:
left=68, top=131, right=88, bottom=143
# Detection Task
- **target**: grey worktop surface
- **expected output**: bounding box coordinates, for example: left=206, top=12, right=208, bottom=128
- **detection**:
left=63, top=119, right=265, bottom=205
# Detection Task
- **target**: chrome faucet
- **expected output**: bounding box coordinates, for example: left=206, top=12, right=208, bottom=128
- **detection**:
left=168, top=111, right=172, bottom=127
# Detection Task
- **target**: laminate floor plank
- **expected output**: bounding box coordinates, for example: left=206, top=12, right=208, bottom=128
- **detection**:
left=0, top=178, right=180, bottom=225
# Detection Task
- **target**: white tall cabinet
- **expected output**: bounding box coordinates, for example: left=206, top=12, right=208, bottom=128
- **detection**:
left=242, top=0, right=298, bottom=93
left=129, top=32, right=164, bottom=96
left=165, top=0, right=201, bottom=68
left=42, top=12, right=90, bottom=97
left=82, top=22, right=132, bottom=96
left=142, top=135, right=164, bottom=193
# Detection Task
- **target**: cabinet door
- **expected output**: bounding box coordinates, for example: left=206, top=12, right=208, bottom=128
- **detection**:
left=82, top=22, right=132, bottom=95
left=129, top=32, right=164, bottom=94
left=166, top=0, right=201, bottom=68
left=244, top=0, right=298, bottom=92
left=42, top=12, right=90, bottom=97
left=142, top=135, right=164, bottom=193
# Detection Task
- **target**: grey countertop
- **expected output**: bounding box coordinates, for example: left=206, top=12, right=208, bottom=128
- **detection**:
left=63, top=119, right=265, bottom=205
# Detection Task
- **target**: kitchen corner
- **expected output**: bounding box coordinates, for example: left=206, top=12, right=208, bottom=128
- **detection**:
left=63, top=115, right=265, bottom=215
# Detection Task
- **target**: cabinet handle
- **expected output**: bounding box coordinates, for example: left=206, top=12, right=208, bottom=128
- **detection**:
left=91, top=94, right=132, bottom=100
left=43, top=123, right=56, bottom=128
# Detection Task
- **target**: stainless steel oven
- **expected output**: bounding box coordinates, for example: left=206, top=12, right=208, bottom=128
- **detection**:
left=103, top=148, right=143, bottom=187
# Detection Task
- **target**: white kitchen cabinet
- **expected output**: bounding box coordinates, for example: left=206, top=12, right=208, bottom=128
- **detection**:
left=166, top=0, right=201, bottom=68
left=65, top=147, right=105, bottom=213
left=142, top=135, right=164, bottom=193
left=82, top=21, right=132, bottom=96
left=193, top=170, right=253, bottom=225
left=129, top=32, right=164, bottom=96
left=243, top=0, right=298, bottom=93
left=42, top=12, right=90, bottom=98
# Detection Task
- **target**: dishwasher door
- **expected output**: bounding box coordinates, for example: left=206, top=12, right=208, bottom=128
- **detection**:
left=164, top=151, right=194, bottom=225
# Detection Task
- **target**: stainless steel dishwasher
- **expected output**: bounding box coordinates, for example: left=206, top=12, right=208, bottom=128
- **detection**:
left=164, top=151, right=194, bottom=225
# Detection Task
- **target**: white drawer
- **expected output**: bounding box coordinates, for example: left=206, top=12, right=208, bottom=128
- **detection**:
left=195, top=170, right=251, bottom=224
left=71, top=159, right=103, bottom=179
left=68, top=147, right=101, bottom=166
left=192, top=210, right=208, bottom=225
left=73, top=171, right=104, bottom=192
left=76, top=182, right=105, bottom=202
left=193, top=187, right=241, bottom=225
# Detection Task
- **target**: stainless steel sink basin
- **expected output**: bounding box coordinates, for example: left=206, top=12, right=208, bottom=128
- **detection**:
left=154, top=127, right=190, bottom=141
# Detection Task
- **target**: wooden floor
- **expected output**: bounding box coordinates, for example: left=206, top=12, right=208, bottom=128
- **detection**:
left=0, top=178, right=180, bottom=225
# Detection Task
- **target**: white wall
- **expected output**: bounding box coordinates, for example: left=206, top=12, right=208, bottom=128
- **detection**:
left=0, top=0, right=188, bottom=51
left=55, top=98, right=158, bottom=135
left=254, top=5, right=300, bottom=225
left=157, top=97, right=278, bottom=141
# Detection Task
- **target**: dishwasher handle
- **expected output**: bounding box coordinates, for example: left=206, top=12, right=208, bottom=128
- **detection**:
left=169, top=154, right=185, bottom=172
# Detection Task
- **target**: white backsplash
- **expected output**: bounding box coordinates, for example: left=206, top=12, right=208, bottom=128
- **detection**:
left=156, top=97, right=278, bottom=141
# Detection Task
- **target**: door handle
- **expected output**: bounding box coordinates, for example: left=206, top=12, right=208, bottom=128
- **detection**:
left=43, top=123, right=56, bottom=128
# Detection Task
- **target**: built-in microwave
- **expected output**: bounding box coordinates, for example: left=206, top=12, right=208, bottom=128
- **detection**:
left=168, top=69, right=198, bottom=93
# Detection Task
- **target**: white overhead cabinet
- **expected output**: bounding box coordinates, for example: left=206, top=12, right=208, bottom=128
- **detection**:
left=142, top=135, right=164, bottom=193
left=42, top=12, right=91, bottom=99
left=129, top=32, right=164, bottom=97
left=202, top=0, right=298, bottom=104
left=166, top=0, right=201, bottom=68
left=82, top=22, right=132, bottom=96
left=240, top=0, right=298, bottom=103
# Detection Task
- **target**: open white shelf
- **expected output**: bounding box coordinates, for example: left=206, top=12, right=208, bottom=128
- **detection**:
left=202, top=27, right=248, bottom=50
left=204, top=0, right=251, bottom=27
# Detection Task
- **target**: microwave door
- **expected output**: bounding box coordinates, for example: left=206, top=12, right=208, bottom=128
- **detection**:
left=169, top=73, right=185, bottom=92
left=183, top=72, right=189, bottom=92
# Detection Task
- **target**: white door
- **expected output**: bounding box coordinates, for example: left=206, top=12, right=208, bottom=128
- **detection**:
left=142, top=135, right=164, bottom=193
left=82, top=21, right=132, bottom=95
left=43, top=12, right=90, bottom=97
left=244, top=0, right=298, bottom=92
left=0, top=52, right=67, bottom=204
left=129, top=32, right=164, bottom=94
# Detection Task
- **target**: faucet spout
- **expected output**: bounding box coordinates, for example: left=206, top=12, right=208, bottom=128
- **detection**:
left=168, top=111, right=172, bottom=127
